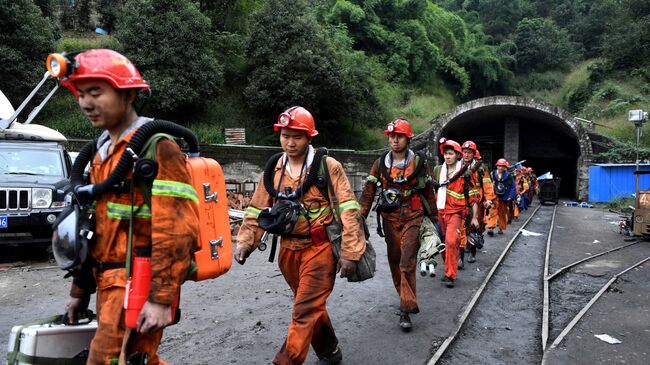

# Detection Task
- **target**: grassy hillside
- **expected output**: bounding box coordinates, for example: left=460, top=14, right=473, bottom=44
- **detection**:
left=517, top=59, right=650, bottom=149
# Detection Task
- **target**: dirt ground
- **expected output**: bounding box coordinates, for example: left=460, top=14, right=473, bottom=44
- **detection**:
left=1, top=203, right=648, bottom=364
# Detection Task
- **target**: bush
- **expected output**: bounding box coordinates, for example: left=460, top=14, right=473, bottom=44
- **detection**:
left=57, top=34, right=121, bottom=52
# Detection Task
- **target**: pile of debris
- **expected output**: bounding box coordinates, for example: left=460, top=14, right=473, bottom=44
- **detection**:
left=227, top=192, right=252, bottom=236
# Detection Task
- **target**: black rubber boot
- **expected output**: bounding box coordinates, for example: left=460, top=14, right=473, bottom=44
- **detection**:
left=458, top=248, right=465, bottom=270
left=487, top=229, right=494, bottom=237
left=317, top=345, right=343, bottom=365
left=399, top=312, right=412, bottom=332
left=468, top=247, right=476, bottom=263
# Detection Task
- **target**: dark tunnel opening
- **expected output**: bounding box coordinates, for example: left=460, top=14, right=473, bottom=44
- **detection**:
left=437, top=106, right=581, bottom=198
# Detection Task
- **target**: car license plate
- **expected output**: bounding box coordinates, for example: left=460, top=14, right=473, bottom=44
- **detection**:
left=0, top=215, right=7, bottom=229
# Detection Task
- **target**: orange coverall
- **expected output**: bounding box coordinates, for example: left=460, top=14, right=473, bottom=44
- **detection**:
left=237, top=153, right=365, bottom=365
left=512, top=172, right=529, bottom=218
left=488, top=170, right=516, bottom=231
left=433, top=164, right=479, bottom=280
left=460, top=160, right=496, bottom=248
left=358, top=154, right=437, bottom=314
left=70, top=118, right=200, bottom=365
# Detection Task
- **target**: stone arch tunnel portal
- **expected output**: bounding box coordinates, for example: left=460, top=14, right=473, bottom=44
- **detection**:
left=429, top=97, right=590, bottom=198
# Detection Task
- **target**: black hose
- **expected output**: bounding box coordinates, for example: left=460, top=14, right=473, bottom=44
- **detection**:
left=70, top=140, right=95, bottom=188
left=263, top=147, right=327, bottom=200
left=379, top=150, right=425, bottom=184
left=71, top=119, right=199, bottom=199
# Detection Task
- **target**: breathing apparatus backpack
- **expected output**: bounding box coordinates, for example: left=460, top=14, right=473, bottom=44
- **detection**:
left=493, top=170, right=513, bottom=198
left=53, top=120, right=232, bottom=283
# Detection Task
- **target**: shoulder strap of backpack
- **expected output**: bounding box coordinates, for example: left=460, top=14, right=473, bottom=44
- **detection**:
left=319, top=155, right=341, bottom=223
left=139, top=132, right=176, bottom=207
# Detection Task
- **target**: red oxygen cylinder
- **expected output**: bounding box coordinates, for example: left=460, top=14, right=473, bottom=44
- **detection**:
left=411, top=194, right=422, bottom=211
left=124, top=257, right=179, bottom=329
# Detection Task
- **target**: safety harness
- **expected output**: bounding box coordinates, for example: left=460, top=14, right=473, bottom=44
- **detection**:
left=371, top=150, right=431, bottom=237
left=259, top=147, right=330, bottom=262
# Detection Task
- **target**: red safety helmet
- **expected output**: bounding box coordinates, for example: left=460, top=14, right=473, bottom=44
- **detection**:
left=49, top=49, right=150, bottom=97
left=462, top=140, right=478, bottom=152
left=384, top=119, right=414, bottom=138
left=462, top=140, right=480, bottom=159
left=439, top=137, right=462, bottom=155
left=495, top=158, right=509, bottom=168
left=274, top=106, right=318, bottom=137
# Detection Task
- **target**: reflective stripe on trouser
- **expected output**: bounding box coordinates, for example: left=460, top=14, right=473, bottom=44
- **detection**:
left=88, top=285, right=166, bottom=365
left=438, top=212, right=463, bottom=280
left=273, top=243, right=338, bottom=365
left=383, top=217, right=421, bottom=314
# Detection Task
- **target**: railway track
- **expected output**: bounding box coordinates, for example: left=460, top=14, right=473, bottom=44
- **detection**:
left=427, top=203, right=649, bottom=365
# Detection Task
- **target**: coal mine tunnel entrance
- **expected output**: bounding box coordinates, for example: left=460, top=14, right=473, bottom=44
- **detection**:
left=438, top=105, right=581, bottom=198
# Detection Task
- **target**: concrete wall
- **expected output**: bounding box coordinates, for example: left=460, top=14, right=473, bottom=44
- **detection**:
left=67, top=140, right=379, bottom=195
left=199, top=144, right=378, bottom=195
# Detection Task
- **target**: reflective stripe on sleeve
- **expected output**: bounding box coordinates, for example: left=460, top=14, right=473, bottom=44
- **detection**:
left=106, top=201, right=152, bottom=219
left=338, top=200, right=360, bottom=214
left=151, top=180, right=199, bottom=203
left=482, top=177, right=492, bottom=183
left=366, top=175, right=378, bottom=184
left=245, top=206, right=262, bottom=218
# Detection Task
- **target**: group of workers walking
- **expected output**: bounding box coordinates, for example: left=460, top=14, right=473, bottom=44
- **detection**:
left=57, top=49, right=538, bottom=365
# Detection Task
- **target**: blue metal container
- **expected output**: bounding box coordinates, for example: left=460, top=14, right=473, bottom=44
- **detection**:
left=588, top=164, right=650, bottom=202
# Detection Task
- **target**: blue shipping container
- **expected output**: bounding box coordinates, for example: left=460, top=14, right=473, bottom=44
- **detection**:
left=589, top=164, right=650, bottom=202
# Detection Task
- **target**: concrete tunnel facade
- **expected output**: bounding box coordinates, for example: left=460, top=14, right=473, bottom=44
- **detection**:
left=410, top=96, right=595, bottom=200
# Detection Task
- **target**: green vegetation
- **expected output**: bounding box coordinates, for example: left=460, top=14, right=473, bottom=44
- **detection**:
left=3, top=0, right=650, bottom=152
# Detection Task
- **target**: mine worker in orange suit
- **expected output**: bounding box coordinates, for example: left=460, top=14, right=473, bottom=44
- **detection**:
left=61, top=49, right=200, bottom=365
left=234, top=106, right=365, bottom=365
left=432, top=139, right=480, bottom=287
left=513, top=167, right=530, bottom=217
left=358, top=119, right=437, bottom=331
left=488, top=159, right=517, bottom=235
left=459, top=140, right=496, bottom=264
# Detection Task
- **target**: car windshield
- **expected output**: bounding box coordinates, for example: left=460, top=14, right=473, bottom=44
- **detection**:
left=0, top=147, right=64, bottom=177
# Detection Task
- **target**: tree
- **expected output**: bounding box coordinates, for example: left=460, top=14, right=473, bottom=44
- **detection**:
left=513, top=17, right=576, bottom=72
left=114, top=0, right=223, bottom=117
left=0, top=0, right=55, bottom=106
left=603, top=0, right=650, bottom=68
left=244, top=0, right=383, bottom=131
left=98, top=0, right=124, bottom=32
left=76, top=0, right=92, bottom=31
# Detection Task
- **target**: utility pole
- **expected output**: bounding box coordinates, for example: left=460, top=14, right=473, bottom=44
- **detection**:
left=628, top=110, right=648, bottom=208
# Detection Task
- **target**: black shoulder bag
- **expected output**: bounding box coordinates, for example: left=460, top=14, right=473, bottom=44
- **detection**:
left=321, top=156, right=376, bottom=282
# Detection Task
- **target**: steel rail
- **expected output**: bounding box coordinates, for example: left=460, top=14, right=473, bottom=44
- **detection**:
left=541, top=204, right=557, bottom=351
left=541, top=256, right=650, bottom=364
left=546, top=241, right=642, bottom=282
left=427, top=205, right=542, bottom=365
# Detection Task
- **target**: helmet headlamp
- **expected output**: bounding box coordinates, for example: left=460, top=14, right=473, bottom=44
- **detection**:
left=278, top=113, right=291, bottom=127
left=46, top=53, right=71, bottom=78
left=387, top=123, right=395, bottom=132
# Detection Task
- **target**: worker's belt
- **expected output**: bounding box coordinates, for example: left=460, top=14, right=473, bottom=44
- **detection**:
left=281, top=233, right=312, bottom=239
left=94, top=261, right=125, bottom=273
